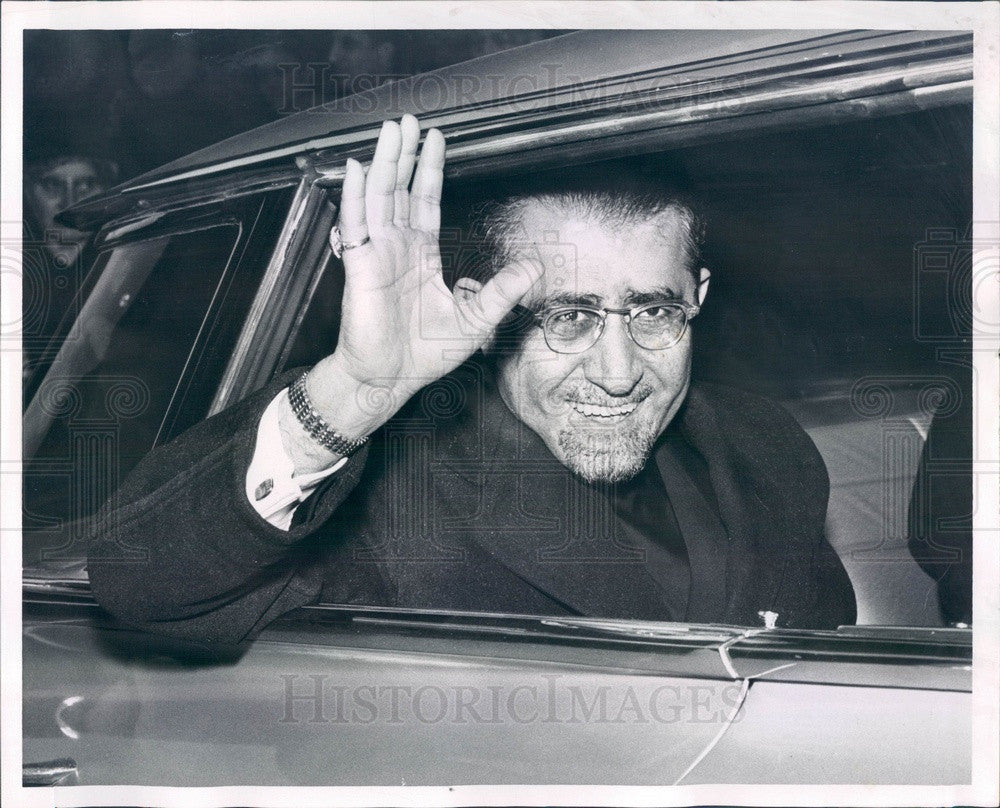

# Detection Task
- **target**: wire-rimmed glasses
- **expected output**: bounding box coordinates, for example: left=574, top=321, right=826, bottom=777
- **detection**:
left=515, top=300, right=701, bottom=354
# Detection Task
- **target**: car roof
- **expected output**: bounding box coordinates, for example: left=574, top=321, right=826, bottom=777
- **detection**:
left=122, top=29, right=837, bottom=190
left=61, top=27, right=970, bottom=230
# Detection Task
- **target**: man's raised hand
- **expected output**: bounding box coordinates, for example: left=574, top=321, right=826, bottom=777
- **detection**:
left=292, top=115, right=542, bottom=462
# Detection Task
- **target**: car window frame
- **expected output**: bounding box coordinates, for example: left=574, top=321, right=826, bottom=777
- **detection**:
left=21, top=183, right=302, bottom=573
left=85, top=183, right=301, bottom=442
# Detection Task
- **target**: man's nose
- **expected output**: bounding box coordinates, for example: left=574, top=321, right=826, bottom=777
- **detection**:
left=582, top=313, right=643, bottom=395
left=53, top=181, right=79, bottom=210
left=66, top=182, right=91, bottom=208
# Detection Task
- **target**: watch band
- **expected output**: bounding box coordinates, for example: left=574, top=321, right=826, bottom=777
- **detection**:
left=288, top=371, right=370, bottom=456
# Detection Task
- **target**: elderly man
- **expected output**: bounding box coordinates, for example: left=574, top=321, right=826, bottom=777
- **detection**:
left=88, top=116, right=855, bottom=643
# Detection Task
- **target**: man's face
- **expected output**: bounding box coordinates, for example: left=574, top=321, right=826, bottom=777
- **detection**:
left=493, top=199, right=709, bottom=483
left=27, top=160, right=103, bottom=233
left=26, top=159, right=106, bottom=267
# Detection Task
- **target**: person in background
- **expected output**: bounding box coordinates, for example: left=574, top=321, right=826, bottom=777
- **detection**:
left=24, top=154, right=116, bottom=270
left=22, top=154, right=117, bottom=381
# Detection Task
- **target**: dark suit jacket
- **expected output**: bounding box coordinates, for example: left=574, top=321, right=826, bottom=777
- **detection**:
left=88, top=363, right=856, bottom=644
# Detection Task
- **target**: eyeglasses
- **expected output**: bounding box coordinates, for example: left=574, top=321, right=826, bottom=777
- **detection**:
left=515, top=300, right=701, bottom=354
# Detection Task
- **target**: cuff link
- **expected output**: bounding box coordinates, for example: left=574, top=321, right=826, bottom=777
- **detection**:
left=254, top=478, right=274, bottom=501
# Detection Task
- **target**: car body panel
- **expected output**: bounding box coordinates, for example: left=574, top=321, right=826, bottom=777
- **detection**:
left=679, top=681, right=970, bottom=784
left=21, top=611, right=740, bottom=786
left=22, top=602, right=970, bottom=786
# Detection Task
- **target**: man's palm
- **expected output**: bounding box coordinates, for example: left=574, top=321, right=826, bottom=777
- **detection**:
left=322, top=116, right=541, bottom=416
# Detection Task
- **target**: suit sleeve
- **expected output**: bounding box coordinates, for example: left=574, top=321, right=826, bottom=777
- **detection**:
left=87, top=369, right=374, bottom=645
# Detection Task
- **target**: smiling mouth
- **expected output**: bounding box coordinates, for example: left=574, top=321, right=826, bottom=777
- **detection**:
left=568, top=400, right=641, bottom=420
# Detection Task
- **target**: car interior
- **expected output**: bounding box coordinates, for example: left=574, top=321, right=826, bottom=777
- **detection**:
left=23, top=102, right=973, bottom=629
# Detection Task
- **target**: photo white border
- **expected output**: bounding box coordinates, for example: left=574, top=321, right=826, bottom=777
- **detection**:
left=2, top=2, right=998, bottom=807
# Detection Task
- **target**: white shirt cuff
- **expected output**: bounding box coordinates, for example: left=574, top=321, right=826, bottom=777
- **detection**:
left=245, top=388, right=347, bottom=530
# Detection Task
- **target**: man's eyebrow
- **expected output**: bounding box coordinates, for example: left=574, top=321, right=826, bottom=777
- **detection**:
left=530, top=287, right=683, bottom=311
left=622, top=286, right=681, bottom=306
left=536, top=292, right=603, bottom=309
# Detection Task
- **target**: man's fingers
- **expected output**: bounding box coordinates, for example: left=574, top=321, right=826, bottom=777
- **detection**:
left=336, top=159, right=374, bottom=269
left=366, top=120, right=401, bottom=229
left=337, top=158, right=369, bottom=244
left=393, top=114, right=420, bottom=227
left=410, top=128, right=445, bottom=235
left=465, top=259, right=544, bottom=334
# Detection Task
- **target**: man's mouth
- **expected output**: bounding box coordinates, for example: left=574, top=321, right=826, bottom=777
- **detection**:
left=568, top=400, right=641, bottom=421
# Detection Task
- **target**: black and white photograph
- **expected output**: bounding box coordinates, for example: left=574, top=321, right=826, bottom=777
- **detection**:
left=3, top=2, right=998, bottom=806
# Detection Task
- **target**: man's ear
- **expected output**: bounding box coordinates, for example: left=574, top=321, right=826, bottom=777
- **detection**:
left=454, top=276, right=484, bottom=303
left=696, top=267, right=711, bottom=306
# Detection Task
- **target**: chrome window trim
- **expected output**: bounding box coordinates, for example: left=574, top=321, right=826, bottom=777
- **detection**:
left=81, top=167, right=300, bottom=245
left=312, top=55, right=972, bottom=182
left=20, top=587, right=972, bottom=691
left=208, top=174, right=338, bottom=411
left=209, top=174, right=313, bottom=413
